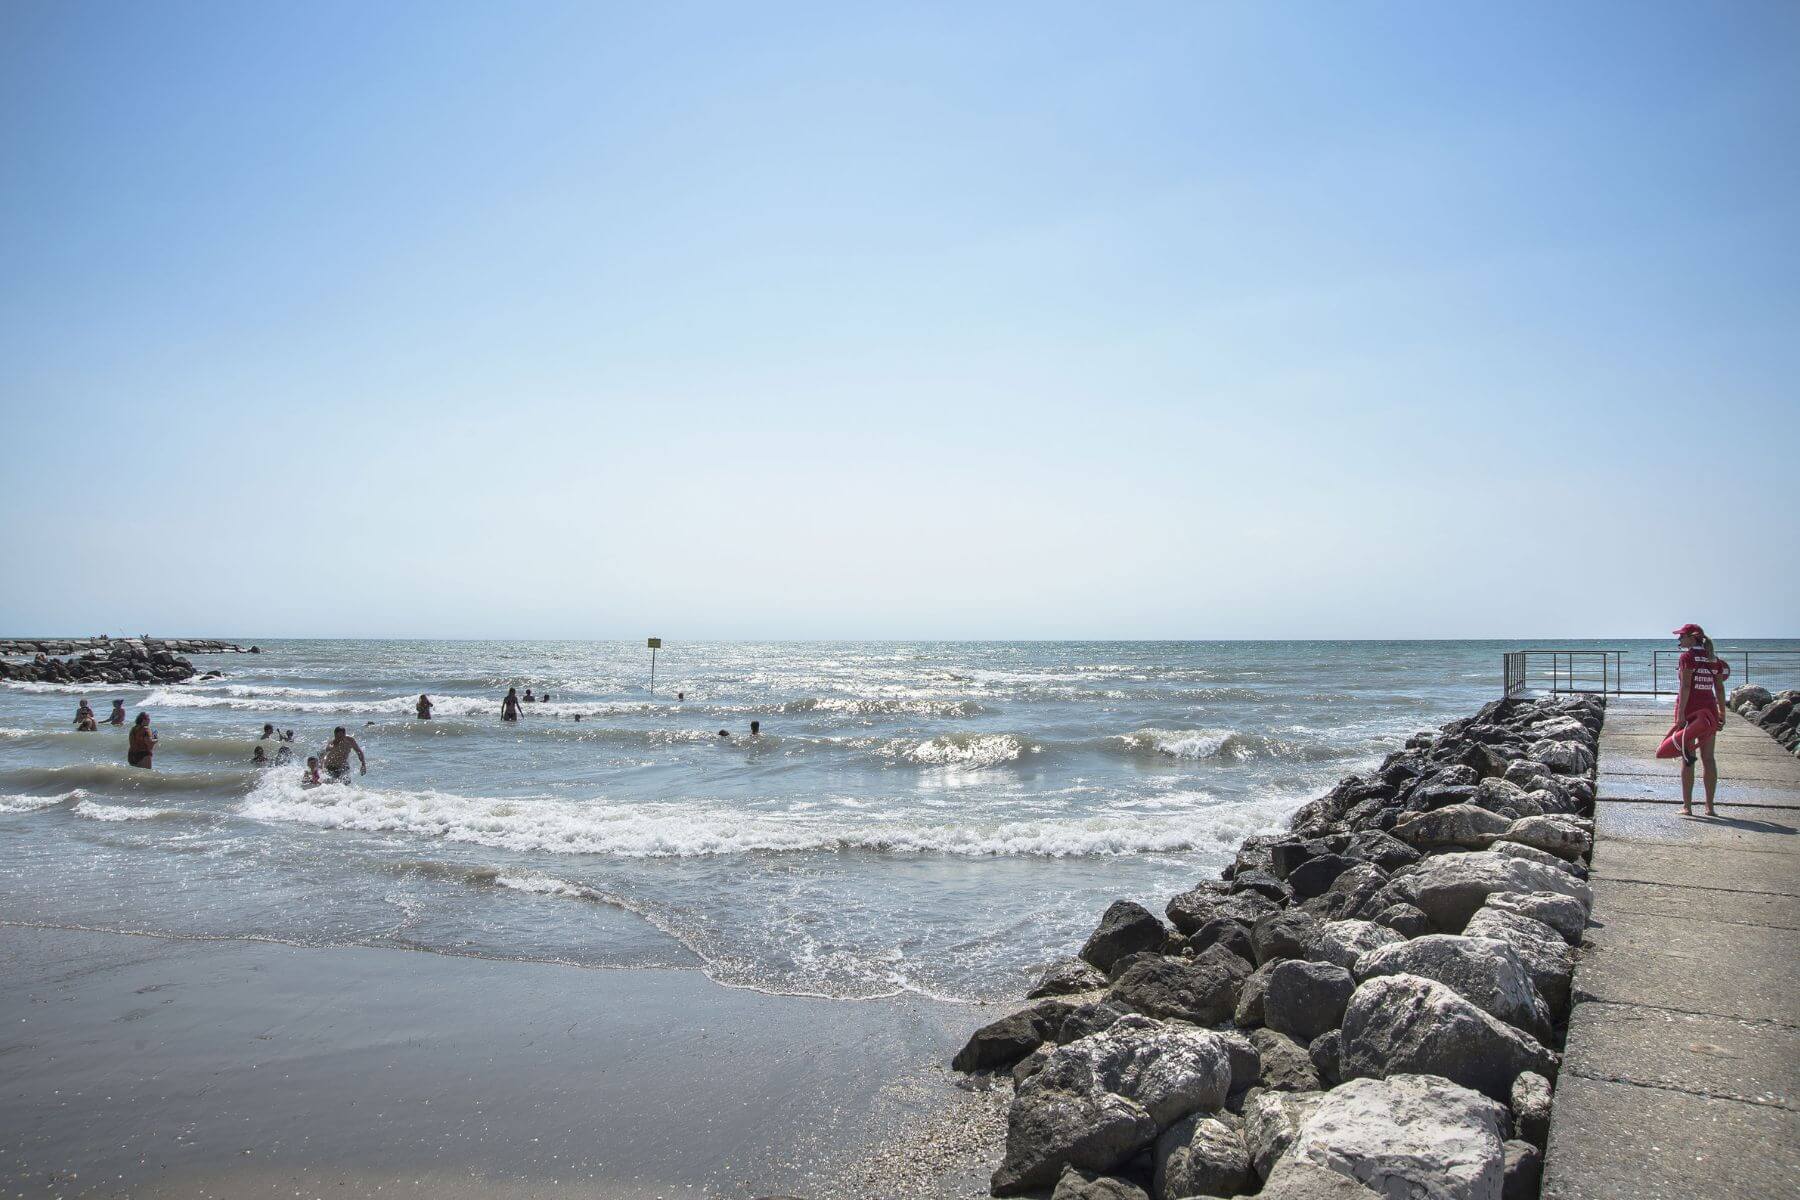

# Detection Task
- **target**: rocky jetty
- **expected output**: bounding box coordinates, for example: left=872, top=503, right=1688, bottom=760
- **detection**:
left=953, top=694, right=1602, bottom=1200
left=1727, top=684, right=1800, bottom=754
left=0, top=636, right=253, bottom=685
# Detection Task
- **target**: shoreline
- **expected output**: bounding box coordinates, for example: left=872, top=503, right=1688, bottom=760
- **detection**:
left=0, top=924, right=1004, bottom=1200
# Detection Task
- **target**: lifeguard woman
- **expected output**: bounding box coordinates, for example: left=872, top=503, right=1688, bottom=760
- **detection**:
left=1657, top=622, right=1730, bottom=816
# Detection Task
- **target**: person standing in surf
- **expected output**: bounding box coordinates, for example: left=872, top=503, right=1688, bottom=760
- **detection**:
left=127, top=712, right=157, bottom=769
left=1657, top=622, right=1730, bottom=817
left=416, top=694, right=433, bottom=720
left=74, top=699, right=98, bottom=731
left=107, top=699, right=126, bottom=725
left=501, top=687, right=522, bottom=722
left=321, top=726, right=367, bottom=782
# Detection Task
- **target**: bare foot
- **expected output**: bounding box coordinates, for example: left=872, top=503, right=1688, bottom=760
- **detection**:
left=1679, top=804, right=1693, bottom=817
left=1704, top=806, right=1716, bottom=818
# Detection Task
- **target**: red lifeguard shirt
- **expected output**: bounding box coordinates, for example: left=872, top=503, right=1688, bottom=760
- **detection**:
left=1679, top=649, right=1730, bottom=711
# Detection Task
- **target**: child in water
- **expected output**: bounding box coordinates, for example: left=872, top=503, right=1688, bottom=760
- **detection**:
left=252, top=745, right=269, bottom=766
left=301, top=756, right=322, bottom=787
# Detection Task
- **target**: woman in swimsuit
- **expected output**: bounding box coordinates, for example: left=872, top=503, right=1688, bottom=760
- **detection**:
left=127, top=713, right=157, bottom=769
left=501, top=687, right=522, bottom=722
left=1658, top=622, right=1730, bottom=816
left=107, top=700, right=127, bottom=725
left=416, top=694, right=434, bottom=720
left=74, top=700, right=98, bottom=731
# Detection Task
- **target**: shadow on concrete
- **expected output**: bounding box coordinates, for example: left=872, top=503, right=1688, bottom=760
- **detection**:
left=1687, top=813, right=1797, bottom=835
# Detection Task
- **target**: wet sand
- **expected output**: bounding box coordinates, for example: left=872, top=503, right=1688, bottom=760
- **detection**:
left=0, top=925, right=1005, bottom=1199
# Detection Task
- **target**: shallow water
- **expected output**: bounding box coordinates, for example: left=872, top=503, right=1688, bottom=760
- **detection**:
left=3, top=639, right=1791, bottom=1001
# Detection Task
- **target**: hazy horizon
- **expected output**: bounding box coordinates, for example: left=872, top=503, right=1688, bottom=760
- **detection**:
left=4, top=2, right=1796, bottom=640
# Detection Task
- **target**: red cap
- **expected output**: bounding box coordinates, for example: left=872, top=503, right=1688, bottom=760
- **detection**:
left=1672, top=623, right=1704, bottom=637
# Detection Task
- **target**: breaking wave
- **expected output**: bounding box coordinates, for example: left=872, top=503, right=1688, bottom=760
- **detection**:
left=878, top=732, right=1034, bottom=768
left=1111, top=728, right=1346, bottom=763
left=238, top=773, right=1267, bottom=859
left=778, top=696, right=986, bottom=718
left=72, top=800, right=183, bottom=822
left=0, top=789, right=86, bottom=813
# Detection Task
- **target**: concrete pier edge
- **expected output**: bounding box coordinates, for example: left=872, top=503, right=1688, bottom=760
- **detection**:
left=1540, top=698, right=1800, bottom=1199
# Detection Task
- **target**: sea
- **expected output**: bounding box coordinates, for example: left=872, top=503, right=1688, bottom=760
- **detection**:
left=3, top=639, right=1793, bottom=1003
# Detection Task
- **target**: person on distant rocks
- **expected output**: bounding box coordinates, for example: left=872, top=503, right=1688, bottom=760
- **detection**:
left=107, top=700, right=127, bottom=725
left=321, top=726, right=366, bottom=782
left=502, top=687, right=523, bottom=722
left=523, top=688, right=536, bottom=703
left=416, top=694, right=433, bottom=720
left=127, top=713, right=157, bottom=769
left=261, top=723, right=277, bottom=740
left=252, top=745, right=270, bottom=766
left=1658, top=622, right=1730, bottom=817
left=302, top=756, right=322, bottom=787
left=74, top=700, right=98, bottom=731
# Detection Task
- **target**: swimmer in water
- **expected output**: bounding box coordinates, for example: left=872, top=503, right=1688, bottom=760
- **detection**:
left=107, top=700, right=126, bottom=725
left=74, top=699, right=98, bottom=731
left=750, top=720, right=761, bottom=737
left=321, top=726, right=366, bottom=782
left=502, top=687, right=522, bottom=722
left=127, top=713, right=157, bottom=769
left=252, top=745, right=269, bottom=766
left=523, top=688, right=536, bottom=703
left=416, top=694, right=433, bottom=720
left=260, top=723, right=277, bottom=740
left=302, top=756, right=322, bottom=787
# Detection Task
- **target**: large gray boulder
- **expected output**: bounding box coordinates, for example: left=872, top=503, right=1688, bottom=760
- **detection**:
left=1406, top=851, right=1592, bottom=933
left=1083, top=900, right=1170, bottom=971
left=1059, top=998, right=1135, bottom=1044
left=1480, top=889, right=1588, bottom=945
left=1353, top=935, right=1552, bottom=1040
left=993, top=1085, right=1157, bottom=1195
left=1167, top=887, right=1280, bottom=936
left=1153, top=1113, right=1250, bottom=1199
left=1393, top=803, right=1512, bottom=851
left=1345, top=828, right=1420, bottom=873
left=1502, top=1139, right=1542, bottom=1200
left=1049, top=1165, right=1150, bottom=1200
left=1510, top=1070, right=1552, bottom=1149
left=952, top=998, right=1076, bottom=1071
left=1254, top=910, right=1323, bottom=965
left=1234, top=960, right=1278, bottom=1028
left=1257, top=1157, right=1383, bottom=1197
left=1250, top=1027, right=1323, bottom=1093
left=1264, top=960, right=1356, bottom=1044
left=1463, top=906, right=1576, bottom=1011
left=1495, top=815, right=1591, bottom=861
left=1111, top=947, right=1251, bottom=1025
left=1528, top=738, right=1594, bottom=775
left=1309, top=920, right=1403, bottom=970
left=1279, top=1073, right=1510, bottom=1200
left=1244, top=1089, right=1327, bottom=1180
left=993, top=1015, right=1231, bottom=1193
left=1031, top=956, right=1109, bottom=998
left=1340, top=974, right=1557, bottom=1101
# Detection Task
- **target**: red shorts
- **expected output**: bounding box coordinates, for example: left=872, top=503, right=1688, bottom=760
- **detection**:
left=1657, top=706, right=1719, bottom=760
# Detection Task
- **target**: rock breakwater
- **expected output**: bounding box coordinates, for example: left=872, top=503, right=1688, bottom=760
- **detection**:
left=0, top=637, right=252, bottom=685
left=953, top=693, right=1602, bottom=1200
left=1727, top=684, right=1800, bottom=754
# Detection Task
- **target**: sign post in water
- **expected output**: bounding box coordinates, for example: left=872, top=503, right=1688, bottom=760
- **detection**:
left=647, top=637, right=662, bottom=693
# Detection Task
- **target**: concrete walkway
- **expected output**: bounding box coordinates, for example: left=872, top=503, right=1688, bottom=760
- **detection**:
left=1542, top=698, right=1800, bottom=1199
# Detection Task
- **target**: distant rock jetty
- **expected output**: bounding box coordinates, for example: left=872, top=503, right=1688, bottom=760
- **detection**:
left=952, top=693, right=1602, bottom=1200
left=0, top=637, right=257, bottom=686
left=1728, top=684, right=1800, bottom=754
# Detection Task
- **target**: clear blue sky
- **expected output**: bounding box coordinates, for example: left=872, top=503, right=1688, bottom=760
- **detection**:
left=2, top=1, right=1795, bottom=639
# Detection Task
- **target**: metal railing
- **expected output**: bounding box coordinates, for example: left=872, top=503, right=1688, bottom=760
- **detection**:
left=1503, top=649, right=1628, bottom=697
left=1502, top=647, right=1800, bottom=697
left=1650, top=649, right=1800, bottom=697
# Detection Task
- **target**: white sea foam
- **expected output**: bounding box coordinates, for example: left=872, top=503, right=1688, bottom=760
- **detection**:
left=493, top=873, right=595, bottom=899
left=887, top=733, right=1033, bottom=767
left=73, top=800, right=177, bottom=822
left=238, top=772, right=1265, bottom=858
left=0, top=789, right=84, bottom=813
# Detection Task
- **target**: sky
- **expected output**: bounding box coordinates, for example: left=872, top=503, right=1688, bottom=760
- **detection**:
left=1, top=1, right=1796, bottom=640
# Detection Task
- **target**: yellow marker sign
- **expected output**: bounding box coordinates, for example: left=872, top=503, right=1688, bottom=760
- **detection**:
left=647, top=637, right=662, bottom=649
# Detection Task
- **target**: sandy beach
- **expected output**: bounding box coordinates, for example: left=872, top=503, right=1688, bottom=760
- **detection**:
left=0, top=925, right=1005, bottom=1200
